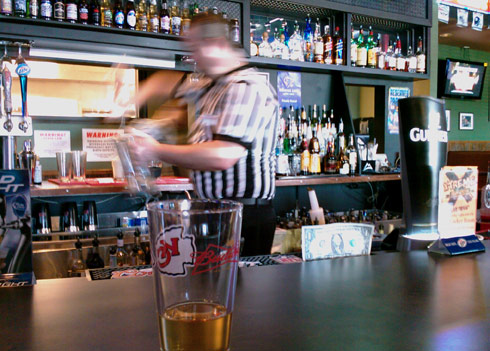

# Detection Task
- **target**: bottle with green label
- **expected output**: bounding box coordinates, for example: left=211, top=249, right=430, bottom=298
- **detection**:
left=100, top=0, right=112, bottom=27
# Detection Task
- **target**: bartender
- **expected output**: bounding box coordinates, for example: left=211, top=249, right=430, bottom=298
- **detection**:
left=129, top=12, right=279, bottom=256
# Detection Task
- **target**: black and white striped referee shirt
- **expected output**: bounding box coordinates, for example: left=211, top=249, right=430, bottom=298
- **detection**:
left=177, top=67, right=279, bottom=200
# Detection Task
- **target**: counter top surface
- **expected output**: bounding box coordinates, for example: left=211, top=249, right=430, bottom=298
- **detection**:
left=2, top=244, right=489, bottom=351
left=31, top=174, right=401, bottom=197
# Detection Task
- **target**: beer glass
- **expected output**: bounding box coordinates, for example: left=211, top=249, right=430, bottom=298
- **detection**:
left=148, top=199, right=243, bottom=351
left=71, top=151, right=87, bottom=182
left=56, top=151, right=72, bottom=183
left=398, top=96, right=448, bottom=240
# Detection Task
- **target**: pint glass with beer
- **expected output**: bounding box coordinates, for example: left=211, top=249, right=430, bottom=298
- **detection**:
left=147, top=199, right=243, bottom=351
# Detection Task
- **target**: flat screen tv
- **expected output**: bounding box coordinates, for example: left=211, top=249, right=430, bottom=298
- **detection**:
left=438, top=59, right=487, bottom=99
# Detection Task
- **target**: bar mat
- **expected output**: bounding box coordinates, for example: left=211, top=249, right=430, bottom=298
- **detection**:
left=87, top=265, right=152, bottom=281
left=239, top=253, right=302, bottom=267
left=154, top=176, right=191, bottom=184
left=48, top=178, right=127, bottom=186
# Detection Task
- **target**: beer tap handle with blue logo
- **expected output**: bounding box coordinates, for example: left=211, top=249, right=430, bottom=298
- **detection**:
left=15, top=44, right=30, bottom=133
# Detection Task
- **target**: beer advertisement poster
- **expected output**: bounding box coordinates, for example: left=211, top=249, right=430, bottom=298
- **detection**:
left=277, top=71, right=302, bottom=110
left=0, top=170, right=35, bottom=287
left=438, top=166, right=478, bottom=238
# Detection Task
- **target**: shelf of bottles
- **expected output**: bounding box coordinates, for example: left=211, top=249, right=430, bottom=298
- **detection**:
left=0, top=0, right=243, bottom=44
left=276, top=104, right=360, bottom=180
left=249, top=7, right=428, bottom=79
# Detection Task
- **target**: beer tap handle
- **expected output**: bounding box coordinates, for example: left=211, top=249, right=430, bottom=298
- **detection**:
left=15, top=45, right=30, bottom=133
left=2, top=67, right=13, bottom=132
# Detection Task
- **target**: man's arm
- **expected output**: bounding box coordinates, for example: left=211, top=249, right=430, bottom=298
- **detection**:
left=131, top=134, right=246, bottom=171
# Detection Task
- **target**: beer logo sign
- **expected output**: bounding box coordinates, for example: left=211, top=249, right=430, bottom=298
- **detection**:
left=154, top=225, right=196, bottom=277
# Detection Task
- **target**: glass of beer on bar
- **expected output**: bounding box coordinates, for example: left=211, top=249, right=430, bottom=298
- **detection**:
left=147, top=199, right=243, bottom=351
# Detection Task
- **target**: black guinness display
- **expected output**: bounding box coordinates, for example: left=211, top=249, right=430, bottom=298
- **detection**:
left=398, top=96, right=448, bottom=239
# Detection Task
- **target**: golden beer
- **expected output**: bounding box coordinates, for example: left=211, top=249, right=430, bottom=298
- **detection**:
left=159, top=301, right=232, bottom=351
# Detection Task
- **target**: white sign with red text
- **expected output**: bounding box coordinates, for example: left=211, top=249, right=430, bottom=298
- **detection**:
left=34, top=130, right=71, bottom=158
left=82, top=129, right=124, bottom=162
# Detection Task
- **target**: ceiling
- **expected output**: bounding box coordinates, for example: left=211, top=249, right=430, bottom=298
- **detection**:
left=438, top=18, right=490, bottom=53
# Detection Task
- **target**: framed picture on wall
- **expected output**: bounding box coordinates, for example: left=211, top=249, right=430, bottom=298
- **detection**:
left=459, top=112, right=474, bottom=130
left=445, top=110, right=451, bottom=131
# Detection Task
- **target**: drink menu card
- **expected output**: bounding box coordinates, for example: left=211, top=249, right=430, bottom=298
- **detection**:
left=438, top=166, right=478, bottom=238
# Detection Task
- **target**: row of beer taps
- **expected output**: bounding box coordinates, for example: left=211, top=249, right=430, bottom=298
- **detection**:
left=0, top=41, right=31, bottom=134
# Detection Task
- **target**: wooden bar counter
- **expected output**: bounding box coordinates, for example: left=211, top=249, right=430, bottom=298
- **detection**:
left=1, top=242, right=489, bottom=351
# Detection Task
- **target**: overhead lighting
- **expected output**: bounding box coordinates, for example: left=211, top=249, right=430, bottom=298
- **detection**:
left=439, top=33, right=453, bottom=38
left=29, top=48, right=176, bottom=69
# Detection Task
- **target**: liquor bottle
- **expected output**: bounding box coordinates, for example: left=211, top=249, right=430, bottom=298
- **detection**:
left=180, top=0, right=190, bottom=35
left=40, top=0, right=51, bottom=19
left=1, top=0, right=13, bottom=15
left=333, top=26, right=343, bottom=65
left=90, top=0, right=100, bottom=25
left=113, top=0, right=124, bottom=28
left=309, top=130, right=321, bottom=175
left=480, top=163, right=490, bottom=222
left=337, top=145, right=349, bottom=175
left=356, top=25, right=367, bottom=67
left=322, top=25, right=332, bottom=65
left=306, top=106, right=313, bottom=142
left=258, top=31, right=272, bottom=58
left=100, top=0, right=112, bottom=27
left=109, top=246, right=117, bottom=267
left=415, top=36, right=426, bottom=74
left=350, top=24, right=357, bottom=66
left=406, top=45, right=417, bottom=73
left=313, top=19, right=324, bottom=63
left=395, top=34, right=405, bottom=71
left=366, top=26, right=376, bottom=68
left=323, top=140, right=337, bottom=174
left=14, top=0, right=27, bottom=17
left=29, top=0, right=39, bottom=18
left=250, top=31, right=258, bottom=56
left=159, top=0, right=170, bottom=33
left=272, top=27, right=282, bottom=59
left=86, top=237, right=105, bottom=269
left=289, top=21, right=304, bottom=62
left=129, top=229, right=146, bottom=266
left=148, top=0, right=159, bottom=32
left=135, top=0, right=147, bottom=31
left=69, top=239, right=86, bottom=277
left=115, top=232, right=128, bottom=267
left=221, top=11, right=230, bottom=40
left=386, top=42, right=396, bottom=71
left=281, top=20, right=289, bottom=46
left=78, top=0, right=89, bottom=24
left=33, top=159, right=43, bottom=185
left=65, top=0, right=77, bottom=23
left=299, top=133, right=310, bottom=176
left=278, top=27, right=289, bottom=60
left=303, top=14, right=313, bottom=62
left=336, top=119, right=345, bottom=155
left=375, top=33, right=385, bottom=70
left=346, top=134, right=357, bottom=175
left=125, top=0, right=136, bottom=29
left=169, top=0, right=181, bottom=35
left=53, top=0, right=65, bottom=21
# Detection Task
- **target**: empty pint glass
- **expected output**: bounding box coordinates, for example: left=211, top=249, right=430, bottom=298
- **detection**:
left=398, top=96, right=448, bottom=239
left=148, top=199, right=243, bottom=351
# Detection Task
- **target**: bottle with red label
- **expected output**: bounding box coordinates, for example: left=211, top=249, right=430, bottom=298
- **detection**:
left=78, top=0, right=89, bottom=24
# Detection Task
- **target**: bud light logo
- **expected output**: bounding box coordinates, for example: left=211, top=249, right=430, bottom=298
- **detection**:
left=16, top=63, right=31, bottom=77
left=154, top=225, right=195, bottom=277
left=12, top=195, right=27, bottom=218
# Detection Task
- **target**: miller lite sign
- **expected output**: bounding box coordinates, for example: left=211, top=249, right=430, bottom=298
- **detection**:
left=153, top=225, right=196, bottom=277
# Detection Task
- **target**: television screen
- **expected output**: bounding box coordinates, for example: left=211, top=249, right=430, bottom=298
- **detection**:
left=438, top=59, right=487, bottom=99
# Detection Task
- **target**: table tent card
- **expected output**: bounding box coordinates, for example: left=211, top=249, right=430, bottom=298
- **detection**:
left=429, top=166, right=485, bottom=255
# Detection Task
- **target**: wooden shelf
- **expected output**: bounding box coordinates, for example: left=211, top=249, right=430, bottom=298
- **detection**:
left=275, top=174, right=401, bottom=187
left=248, top=57, right=429, bottom=81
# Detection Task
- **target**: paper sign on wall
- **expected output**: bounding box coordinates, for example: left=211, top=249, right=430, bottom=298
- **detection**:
left=277, top=71, right=302, bottom=109
left=34, top=130, right=71, bottom=158
left=82, top=129, right=124, bottom=162
left=387, top=87, right=410, bottom=135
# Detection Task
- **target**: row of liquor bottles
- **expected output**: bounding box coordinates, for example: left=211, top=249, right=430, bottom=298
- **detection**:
left=251, top=15, right=426, bottom=74
left=69, top=230, right=149, bottom=277
left=276, top=105, right=357, bottom=177
left=0, top=0, right=240, bottom=39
